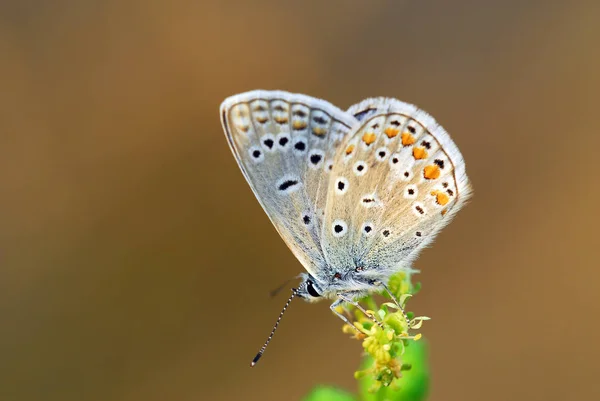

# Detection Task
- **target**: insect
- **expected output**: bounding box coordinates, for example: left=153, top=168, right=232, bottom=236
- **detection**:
left=220, top=90, right=472, bottom=366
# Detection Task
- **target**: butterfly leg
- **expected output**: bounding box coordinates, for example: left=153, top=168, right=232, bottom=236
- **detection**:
left=378, top=282, right=409, bottom=325
left=330, top=298, right=360, bottom=332
left=336, top=293, right=384, bottom=329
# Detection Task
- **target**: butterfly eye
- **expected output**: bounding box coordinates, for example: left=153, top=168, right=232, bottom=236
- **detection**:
left=306, top=280, right=321, bottom=297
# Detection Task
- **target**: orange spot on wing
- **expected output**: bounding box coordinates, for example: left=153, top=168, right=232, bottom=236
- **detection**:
left=345, top=144, right=355, bottom=155
left=312, top=126, right=327, bottom=136
left=362, top=132, right=377, bottom=145
left=275, top=116, right=288, bottom=124
left=256, top=116, right=268, bottom=123
left=401, top=132, right=416, bottom=146
left=413, top=147, right=428, bottom=160
left=384, top=127, right=400, bottom=138
left=431, top=190, right=450, bottom=205
left=441, top=209, right=447, bottom=216
left=423, top=165, right=441, bottom=180
left=292, top=120, right=308, bottom=130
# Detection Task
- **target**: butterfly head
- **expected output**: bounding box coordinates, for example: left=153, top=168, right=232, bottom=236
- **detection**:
left=297, top=269, right=384, bottom=301
left=296, top=273, right=323, bottom=301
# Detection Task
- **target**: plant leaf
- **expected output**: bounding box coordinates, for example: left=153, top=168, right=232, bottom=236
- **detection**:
left=399, top=294, right=412, bottom=307
left=410, top=320, right=424, bottom=329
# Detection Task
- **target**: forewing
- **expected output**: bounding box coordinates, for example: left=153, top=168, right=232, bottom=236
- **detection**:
left=321, top=98, right=472, bottom=275
left=220, top=90, right=357, bottom=276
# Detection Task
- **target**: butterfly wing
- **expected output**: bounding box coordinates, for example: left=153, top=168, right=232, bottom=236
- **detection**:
left=321, top=98, right=472, bottom=277
left=220, top=90, right=357, bottom=276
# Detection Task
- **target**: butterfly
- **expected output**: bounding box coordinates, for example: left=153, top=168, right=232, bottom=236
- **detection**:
left=220, top=90, right=472, bottom=366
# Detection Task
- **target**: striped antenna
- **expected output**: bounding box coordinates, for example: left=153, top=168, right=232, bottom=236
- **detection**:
left=251, top=288, right=298, bottom=367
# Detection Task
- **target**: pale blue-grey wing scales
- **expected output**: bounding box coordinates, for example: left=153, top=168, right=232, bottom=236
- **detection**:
left=220, top=90, right=356, bottom=276
left=321, top=98, right=472, bottom=277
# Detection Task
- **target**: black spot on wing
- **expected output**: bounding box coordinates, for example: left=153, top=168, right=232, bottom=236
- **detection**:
left=353, top=108, right=377, bottom=121
left=278, top=180, right=299, bottom=191
left=263, top=138, right=274, bottom=149
left=310, top=154, right=322, bottom=165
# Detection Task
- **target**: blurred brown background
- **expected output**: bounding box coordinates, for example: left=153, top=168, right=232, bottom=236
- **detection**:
left=1, top=1, right=599, bottom=400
